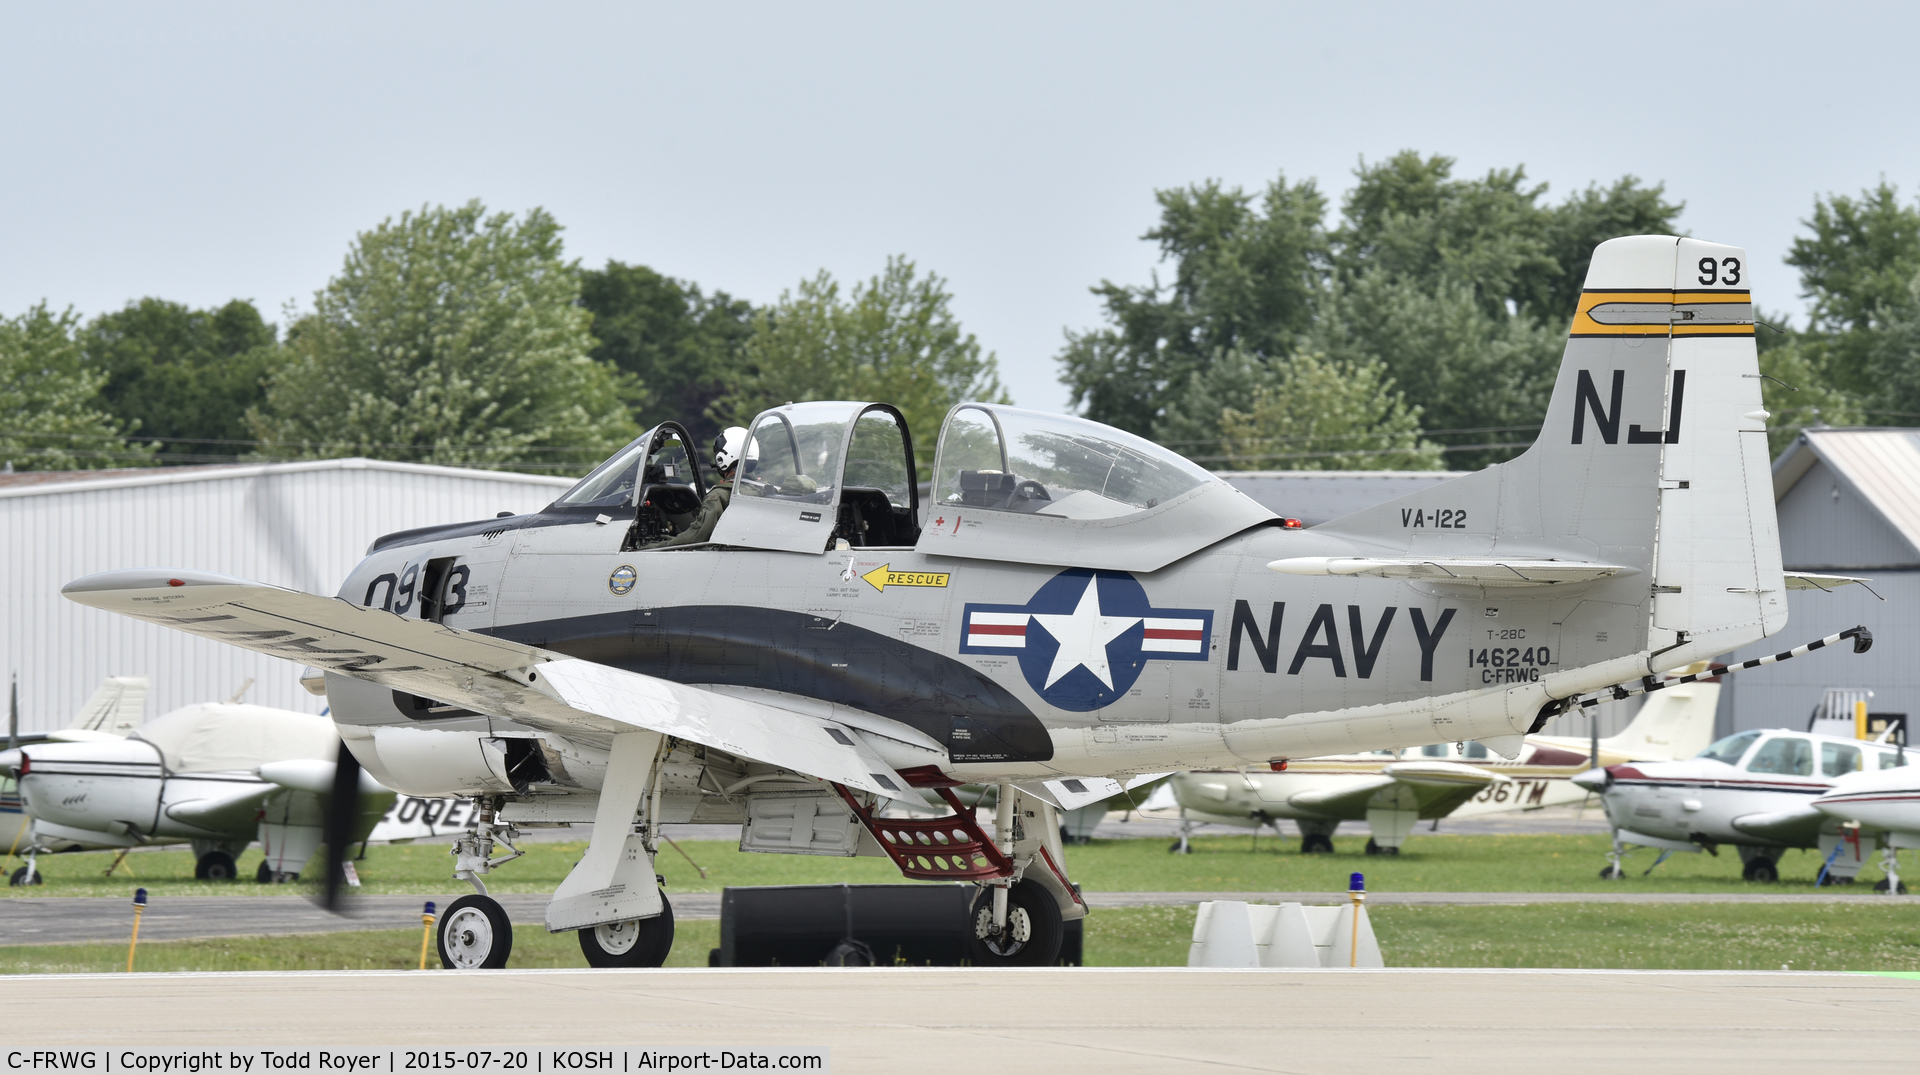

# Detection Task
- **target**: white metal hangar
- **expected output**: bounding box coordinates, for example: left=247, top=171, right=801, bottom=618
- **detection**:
left=0, top=459, right=572, bottom=733
left=1713, top=429, right=1920, bottom=740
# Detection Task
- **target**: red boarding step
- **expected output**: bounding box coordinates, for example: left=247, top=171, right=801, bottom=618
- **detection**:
left=832, top=784, right=1013, bottom=881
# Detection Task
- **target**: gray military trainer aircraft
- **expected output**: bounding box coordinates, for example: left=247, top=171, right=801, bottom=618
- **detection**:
left=64, top=235, right=1815, bottom=969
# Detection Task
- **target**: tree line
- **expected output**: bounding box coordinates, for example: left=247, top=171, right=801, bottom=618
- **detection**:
left=2, top=156, right=1914, bottom=476
left=0, top=202, right=1006, bottom=474
left=1063, top=152, right=1920, bottom=468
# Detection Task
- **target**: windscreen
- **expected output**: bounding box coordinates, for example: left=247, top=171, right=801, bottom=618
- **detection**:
left=933, top=405, right=1216, bottom=520
left=1697, top=731, right=1761, bottom=766
left=557, top=436, right=650, bottom=509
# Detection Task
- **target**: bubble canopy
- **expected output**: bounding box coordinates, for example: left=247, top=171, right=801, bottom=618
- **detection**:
left=931, top=404, right=1218, bottom=521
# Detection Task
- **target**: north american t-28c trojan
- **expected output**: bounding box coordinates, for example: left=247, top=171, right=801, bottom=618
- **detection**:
left=64, top=235, right=1861, bottom=968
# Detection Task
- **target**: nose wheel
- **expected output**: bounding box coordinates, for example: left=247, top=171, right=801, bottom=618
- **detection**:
left=439, top=894, right=514, bottom=969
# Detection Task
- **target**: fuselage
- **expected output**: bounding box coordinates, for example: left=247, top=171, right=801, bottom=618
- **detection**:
left=329, top=505, right=1637, bottom=797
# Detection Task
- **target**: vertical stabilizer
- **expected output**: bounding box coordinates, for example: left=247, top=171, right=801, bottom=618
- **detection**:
left=67, top=676, right=148, bottom=737
left=1319, top=235, right=1786, bottom=691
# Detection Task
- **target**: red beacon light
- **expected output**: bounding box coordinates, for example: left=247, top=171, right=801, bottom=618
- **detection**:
left=1280, top=518, right=1303, bottom=529
left=1268, top=758, right=1289, bottom=772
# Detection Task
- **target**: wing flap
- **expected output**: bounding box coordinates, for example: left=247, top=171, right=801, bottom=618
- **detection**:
left=1268, top=556, right=1633, bottom=587
left=64, top=570, right=914, bottom=802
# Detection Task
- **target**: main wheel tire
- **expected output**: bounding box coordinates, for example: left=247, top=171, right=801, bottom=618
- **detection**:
left=255, top=861, right=298, bottom=884
left=195, top=851, right=238, bottom=881
left=967, top=880, right=1063, bottom=967
left=1599, top=864, right=1626, bottom=880
left=577, top=893, right=675, bottom=968
left=1301, top=833, right=1335, bottom=854
left=439, top=894, right=513, bottom=969
left=1873, top=878, right=1909, bottom=894
left=8, top=865, right=41, bottom=886
left=1743, top=859, right=1779, bottom=883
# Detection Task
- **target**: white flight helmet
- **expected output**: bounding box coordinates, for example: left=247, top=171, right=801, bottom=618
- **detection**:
left=712, top=426, right=753, bottom=473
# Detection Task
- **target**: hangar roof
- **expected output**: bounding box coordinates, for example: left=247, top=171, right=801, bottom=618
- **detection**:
left=1772, top=429, right=1920, bottom=570
left=0, top=457, right=573, bottom=498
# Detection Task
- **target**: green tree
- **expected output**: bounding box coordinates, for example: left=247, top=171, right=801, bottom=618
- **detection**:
left=252, top=201, right=639, bottom=473
left=0, top=304, right=154, bottom=470
left=81, top=298, right=277, bottom=461
left=1065, top=153, right=1681, bottom=469
left=578, top=261, right=754, bottom=447
left=1785, top=181, right=1920, bottom=396
left=1863, top=272, right=1920, bottom=422
left=714, top=257, right=1009, bottom=455
left=1214, top=350, right=1441, bottom=471
left=1058, top=175, right=1329, bottom=436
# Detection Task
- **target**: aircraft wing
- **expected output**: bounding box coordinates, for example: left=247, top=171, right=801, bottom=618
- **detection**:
left=165, top=783, right=280, bottom=832
left=62, top=570, right=916, bottom=802
left=1268, top=556, right=1633, bottom=587
left=1729, top=806, right=1828, bottom=846
left=1286, top=763, right=1507, bottom=820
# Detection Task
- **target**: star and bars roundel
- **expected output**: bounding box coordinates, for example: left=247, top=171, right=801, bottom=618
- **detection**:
left=959, top=568, right=1214, bottom=711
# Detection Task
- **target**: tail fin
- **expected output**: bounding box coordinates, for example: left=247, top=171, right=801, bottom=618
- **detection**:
left=1320, top=235, right=1785, bottom=688
left=66, top=676, right=148, bottom=737
left=1601, top=663, right=1721, bottom=760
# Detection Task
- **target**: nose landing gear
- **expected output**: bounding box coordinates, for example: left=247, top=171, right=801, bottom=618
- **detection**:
left=438, top=893, right=513, bottom=969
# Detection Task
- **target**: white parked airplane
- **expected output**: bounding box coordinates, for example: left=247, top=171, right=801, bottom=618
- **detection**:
left=1573, top=727, right=1911, bottom=884
left=3, top=702, right=393, bottom=884
left=61, top=236, right=1869, bottom=968
left=1166, top=670, right=1722, bottom=853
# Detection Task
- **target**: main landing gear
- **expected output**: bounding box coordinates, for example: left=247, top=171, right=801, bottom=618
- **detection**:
left=968, top=880, right=1061, bottom=966
left=437, top=734, right=675, bottom=971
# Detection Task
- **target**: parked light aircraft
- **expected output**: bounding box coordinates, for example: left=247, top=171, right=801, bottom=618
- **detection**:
left=2, top=702, right=393, bottom=884
left=1167, top=669, right=1721, bottom=853
left=1573, top=727, right=1911, bottom=884
left=2, top=676, right=148, bottom=860
left=1812, top=762, right=1918, bottom=893
left=65, top=235, right=1850, bottom=968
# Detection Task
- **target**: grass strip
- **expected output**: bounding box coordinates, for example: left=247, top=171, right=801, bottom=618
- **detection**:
left=5, top=834, right=1911, bottom=899
left=5, top=905, right=1919, bottom=974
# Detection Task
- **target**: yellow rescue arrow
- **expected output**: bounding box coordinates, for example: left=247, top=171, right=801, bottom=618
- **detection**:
left=861, top=564, right=951, bottom=593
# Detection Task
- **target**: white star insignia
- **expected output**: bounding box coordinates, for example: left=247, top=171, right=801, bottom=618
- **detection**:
left=1031, top=577, right=1140, bottom=690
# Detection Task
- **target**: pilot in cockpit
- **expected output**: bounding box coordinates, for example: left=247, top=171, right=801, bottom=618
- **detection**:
left=641, top=426, right=750, bottom=548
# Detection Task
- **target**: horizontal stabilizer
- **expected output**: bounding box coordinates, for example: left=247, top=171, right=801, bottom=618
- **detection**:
left=1785, top=573, right=1870, bottom=592
left=62, top=569, right=915, bottom=802
left=1267, top=557, right=1634, bottom=587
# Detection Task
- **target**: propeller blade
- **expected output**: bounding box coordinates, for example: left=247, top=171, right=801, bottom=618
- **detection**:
left=321, top=741, right=363, bottom=911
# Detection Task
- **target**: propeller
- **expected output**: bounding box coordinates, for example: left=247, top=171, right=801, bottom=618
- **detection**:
left=320, top=741, right=364, bottom=911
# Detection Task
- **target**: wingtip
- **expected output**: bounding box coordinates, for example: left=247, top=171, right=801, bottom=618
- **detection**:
left=62, top=568, right=273, bottom=601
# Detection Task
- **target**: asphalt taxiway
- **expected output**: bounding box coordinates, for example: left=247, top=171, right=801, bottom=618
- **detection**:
left=0, top=967, right=1914, bottom=1073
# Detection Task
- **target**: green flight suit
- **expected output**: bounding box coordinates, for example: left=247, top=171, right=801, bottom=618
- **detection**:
left=649, top=479, right=732, bottom=548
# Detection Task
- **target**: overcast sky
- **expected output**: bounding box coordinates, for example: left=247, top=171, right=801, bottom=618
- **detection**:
left=5, top=2, right=1916, bottom=415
